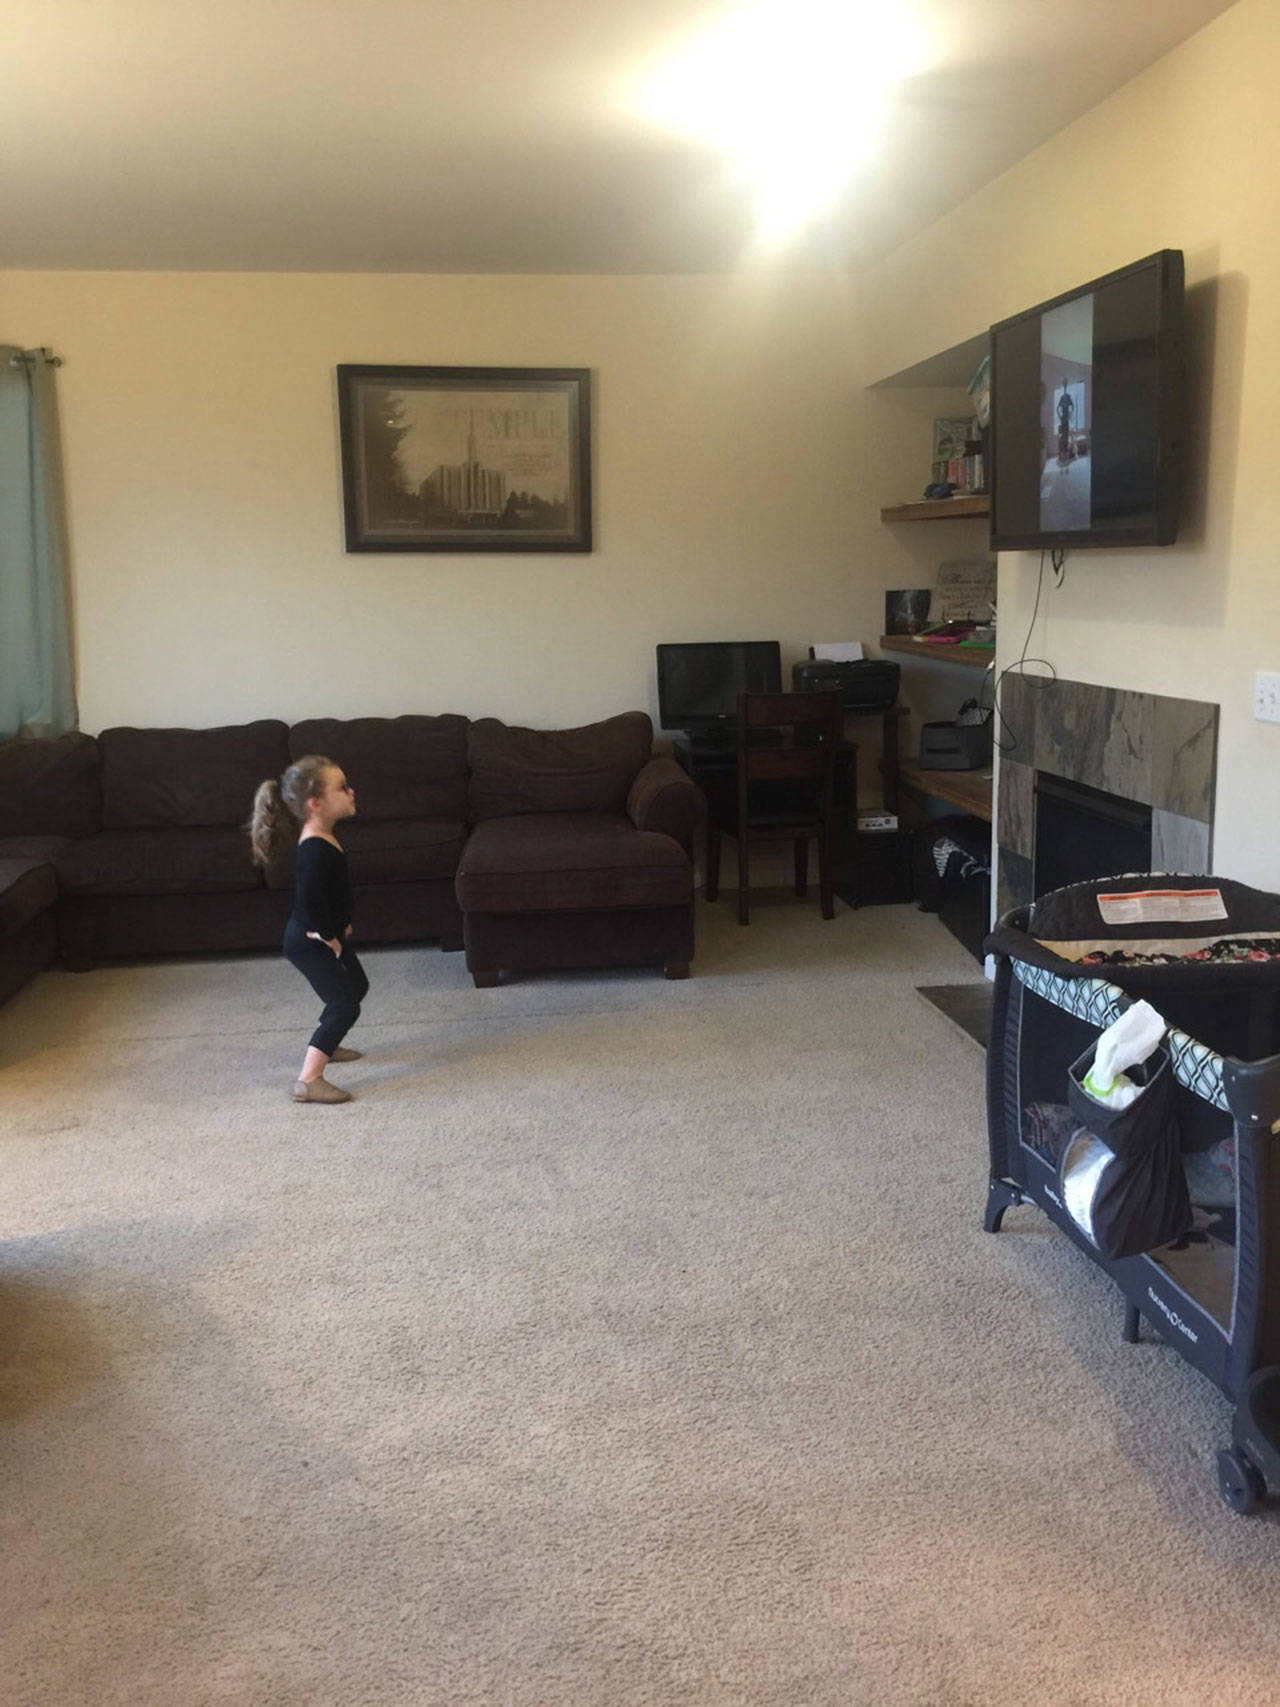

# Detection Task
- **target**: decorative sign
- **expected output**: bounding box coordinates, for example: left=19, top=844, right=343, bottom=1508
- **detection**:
left=935, top=559, right=996, bottom=622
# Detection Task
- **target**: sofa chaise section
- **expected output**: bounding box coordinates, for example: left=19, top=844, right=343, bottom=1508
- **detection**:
left=455, top=712, right=701, bottom=984
left=0, top=731, right=102, bottom=1000
left=0, top=855, right=59, bottom=1009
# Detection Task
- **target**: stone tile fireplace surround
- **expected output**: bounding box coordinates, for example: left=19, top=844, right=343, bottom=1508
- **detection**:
left=996, top=673, right=1218, bottom=916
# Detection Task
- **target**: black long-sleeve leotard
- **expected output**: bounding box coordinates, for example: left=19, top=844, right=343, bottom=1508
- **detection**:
left=289, top=837, right=352, bottom=942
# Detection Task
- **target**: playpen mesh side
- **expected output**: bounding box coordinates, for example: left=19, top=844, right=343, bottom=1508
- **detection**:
left=1010, top=960, right=1229, bottom=1112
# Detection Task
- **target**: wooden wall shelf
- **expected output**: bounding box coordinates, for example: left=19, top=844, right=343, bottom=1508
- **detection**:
left=880, top=495, right=989, bottom=522
left=898, top=762, right=993, bottom=823
left=878, top=635, right=994, bottom=670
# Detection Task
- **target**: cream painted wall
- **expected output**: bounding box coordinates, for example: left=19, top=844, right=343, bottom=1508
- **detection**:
left=0, top=269, right=866, bottom=737
left=859, top=0, right=1280, bottom=891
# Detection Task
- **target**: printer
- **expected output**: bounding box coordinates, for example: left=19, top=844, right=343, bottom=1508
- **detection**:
left=918, top=699, right=994, bottom=770
left=792, top=657, right=900, bottom=713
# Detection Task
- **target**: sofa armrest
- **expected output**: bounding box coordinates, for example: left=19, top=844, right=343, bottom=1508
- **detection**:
left=0, top=857, right=59, bottom=939
left=626, top=758, right=704, bottom=850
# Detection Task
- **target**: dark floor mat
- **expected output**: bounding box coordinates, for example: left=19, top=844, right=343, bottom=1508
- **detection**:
left=916, top=981, right=993, bottom=1050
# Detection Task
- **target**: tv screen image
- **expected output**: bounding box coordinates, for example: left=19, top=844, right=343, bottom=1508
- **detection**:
left=989, top=250, right=1183, bottom=550
left=1041, top=293, right=1092, bottom=534
left=655, top=641, right=782, bottom=735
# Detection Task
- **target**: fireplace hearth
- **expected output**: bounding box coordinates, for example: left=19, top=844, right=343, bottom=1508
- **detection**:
left=997, top=674, right=1217, bottom=915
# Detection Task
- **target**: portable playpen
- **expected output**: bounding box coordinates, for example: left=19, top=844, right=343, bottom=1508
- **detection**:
left=984, top=874, right=1280, bottom=1512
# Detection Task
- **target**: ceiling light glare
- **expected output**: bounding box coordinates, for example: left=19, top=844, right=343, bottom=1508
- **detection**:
left=630, top=0, right=930, bottom=246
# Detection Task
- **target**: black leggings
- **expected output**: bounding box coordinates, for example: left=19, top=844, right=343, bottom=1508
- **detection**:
left=284, top=924, right=370, bottom=1057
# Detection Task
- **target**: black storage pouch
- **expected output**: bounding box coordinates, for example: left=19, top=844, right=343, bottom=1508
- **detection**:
left=1064, top=1044, right=1191, bottom=1259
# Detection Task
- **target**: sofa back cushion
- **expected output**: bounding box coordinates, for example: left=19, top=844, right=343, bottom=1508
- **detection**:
left=467, top=712, right=653, bottom=822
left=99, top=720, right=291, bottom=829
left=289, top=715, right=470, bottom=822
left=1, top=731, right=101, bottom=838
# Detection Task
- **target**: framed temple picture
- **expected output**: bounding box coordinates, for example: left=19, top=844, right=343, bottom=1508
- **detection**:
left=337, top=365, right=592, bottom=552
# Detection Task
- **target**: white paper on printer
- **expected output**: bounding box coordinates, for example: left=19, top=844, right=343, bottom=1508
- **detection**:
left=810, top=642, right=864, bottom=662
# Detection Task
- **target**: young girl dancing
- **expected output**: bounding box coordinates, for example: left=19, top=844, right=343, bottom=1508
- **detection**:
left=250, top=755, right=369, bottom=1105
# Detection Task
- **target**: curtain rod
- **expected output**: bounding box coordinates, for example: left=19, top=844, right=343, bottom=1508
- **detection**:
left=8, top=347, right=63, bottom=368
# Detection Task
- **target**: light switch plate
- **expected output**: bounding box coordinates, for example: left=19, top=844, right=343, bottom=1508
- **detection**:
left=1255, top=671, right=1280, bottom=723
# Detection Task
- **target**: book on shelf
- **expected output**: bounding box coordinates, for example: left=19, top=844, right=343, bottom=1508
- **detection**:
left=967, top=355, right=991, bottom=430
left=932, top=416, right=971, bottom=460
left=930, top=415, right=987, bottom=494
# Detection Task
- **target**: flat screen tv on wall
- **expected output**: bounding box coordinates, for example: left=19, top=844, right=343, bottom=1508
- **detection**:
left=988, top=250, right=1184, bottom=551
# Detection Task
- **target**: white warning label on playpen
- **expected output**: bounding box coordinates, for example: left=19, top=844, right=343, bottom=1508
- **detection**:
left=1096, top=888, right=1228, bottom=925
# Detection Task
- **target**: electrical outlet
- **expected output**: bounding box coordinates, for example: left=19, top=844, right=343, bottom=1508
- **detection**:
left=1255, top=671, right=1280, bottom=724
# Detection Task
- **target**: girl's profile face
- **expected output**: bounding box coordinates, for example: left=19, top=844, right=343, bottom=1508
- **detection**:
left=315, top=766, right=356, bottom=822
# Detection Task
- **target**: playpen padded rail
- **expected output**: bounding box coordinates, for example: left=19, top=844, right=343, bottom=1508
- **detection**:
left=1011, top=959, right=1229, bottom=1112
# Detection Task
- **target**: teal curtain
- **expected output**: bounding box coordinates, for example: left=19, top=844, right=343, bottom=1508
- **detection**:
left=0, top=346, right=76, bottom=738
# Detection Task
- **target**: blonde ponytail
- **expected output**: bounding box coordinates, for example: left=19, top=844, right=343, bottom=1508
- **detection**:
left=249, top=778, right=292, bottom=867
left=248, top=754, right=334, bottom=866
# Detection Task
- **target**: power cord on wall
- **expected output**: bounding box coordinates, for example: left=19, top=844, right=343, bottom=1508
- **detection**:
left=990, top=547, right=1067, bottom=755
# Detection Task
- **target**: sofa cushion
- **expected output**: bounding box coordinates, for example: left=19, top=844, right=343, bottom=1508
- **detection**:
left=264, top=818, right=467, bottom=890
left=467, top=712, right=653, bottom=822
left=0, top=835, right=73, bottom=863
left=99, top=721, right=290, bottom=830
left=289, top=715, right=469, bottom=822
left=456, top=812, right=691, bottom=913
left=55, top=827, right=263, bottom=896
left=0, top=859, right=59, bottom=938
left=0, top=731, right=101, bottom=837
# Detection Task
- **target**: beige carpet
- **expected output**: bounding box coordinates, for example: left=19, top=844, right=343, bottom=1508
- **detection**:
left=2, top=898, right=1279, bottom=1706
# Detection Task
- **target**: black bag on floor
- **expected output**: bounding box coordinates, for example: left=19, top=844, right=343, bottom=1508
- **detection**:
left=1062, top=1043, right=1191, bottom=1260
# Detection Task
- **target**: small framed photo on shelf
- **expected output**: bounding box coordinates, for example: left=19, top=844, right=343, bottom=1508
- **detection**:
left=885, top=588, right=932, bottom=635
left=337, top=364, right=592, bottom=552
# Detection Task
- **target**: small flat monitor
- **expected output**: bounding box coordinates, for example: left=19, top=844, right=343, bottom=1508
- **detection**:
left=656, top=641, right=782, bottom=736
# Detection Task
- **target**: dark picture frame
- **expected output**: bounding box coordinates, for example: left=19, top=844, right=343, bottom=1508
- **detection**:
left=884, top=588, right=932, bottom=635
left=337, top=365, right=592, bottom=552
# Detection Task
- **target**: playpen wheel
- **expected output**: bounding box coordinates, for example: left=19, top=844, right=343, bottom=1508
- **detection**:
left=1217, top=1448, right=1265, bottom=1515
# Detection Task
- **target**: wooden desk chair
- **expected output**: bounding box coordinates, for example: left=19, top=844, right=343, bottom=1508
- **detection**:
left=705, top=690, right=843, bottom=925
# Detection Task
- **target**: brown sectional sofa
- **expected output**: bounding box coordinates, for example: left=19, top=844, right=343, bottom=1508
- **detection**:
left=0, top=709, right=702, bottom=1007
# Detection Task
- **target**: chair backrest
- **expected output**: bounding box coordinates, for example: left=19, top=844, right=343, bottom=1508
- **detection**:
left=735, top=690, right=842, bottom=816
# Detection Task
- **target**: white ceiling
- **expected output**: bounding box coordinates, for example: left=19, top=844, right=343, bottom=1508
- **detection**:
left=0, top=0, right=1237, bottom=273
